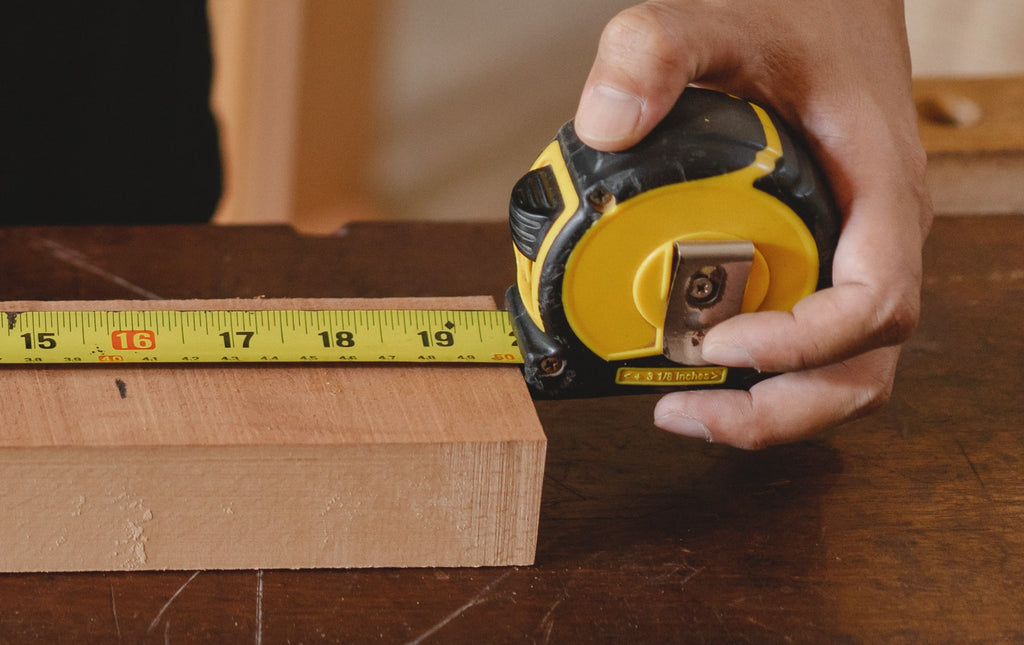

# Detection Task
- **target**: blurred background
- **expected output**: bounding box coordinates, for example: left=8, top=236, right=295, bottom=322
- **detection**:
left=206, top=0, right=1024, bottom=233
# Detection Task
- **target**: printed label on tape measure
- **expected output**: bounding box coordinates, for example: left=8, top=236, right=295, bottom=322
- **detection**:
left=0, top=310, right=524, bottom=365
left=615, top=366, right=728, bottom=386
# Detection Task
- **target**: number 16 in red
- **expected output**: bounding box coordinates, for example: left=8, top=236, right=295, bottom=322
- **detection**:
left=111, top=330, right=156, bottom=350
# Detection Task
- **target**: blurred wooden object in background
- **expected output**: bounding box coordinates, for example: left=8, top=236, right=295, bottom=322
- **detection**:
left=208, top=1, right=383, bottom=232
left=916, top=77, right=1024, bottom=215
left=207, top=2, right=1024, bottom=232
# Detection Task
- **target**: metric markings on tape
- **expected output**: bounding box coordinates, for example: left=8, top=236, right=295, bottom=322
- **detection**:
left=0, top=310, right=523, bottom=365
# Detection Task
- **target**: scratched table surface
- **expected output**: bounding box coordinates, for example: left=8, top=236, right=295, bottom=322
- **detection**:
left=0, top=218, right=1022, bottom=643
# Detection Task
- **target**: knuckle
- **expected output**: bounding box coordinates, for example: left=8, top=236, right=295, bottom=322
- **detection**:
left=856, top=374, right=894, bottom=417
left=850, top=352, right=898, bottom=418
left=905, top=142, right=929, bottom=184
left=898, top=142, right=934, bottom=233
left=731, top=422, right=781, bottom=451
left=876, top=292, right=921, bottom=347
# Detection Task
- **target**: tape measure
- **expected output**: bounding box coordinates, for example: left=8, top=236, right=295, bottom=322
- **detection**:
left=3, top=89, right=841, bottom=400
left=0, top=309, right=521, bottom=365
left=507, top=88, right=840, bottom=397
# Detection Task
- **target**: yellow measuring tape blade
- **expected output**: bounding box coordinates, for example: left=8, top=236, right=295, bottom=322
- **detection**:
left=0, top=310, right=524, bottom=365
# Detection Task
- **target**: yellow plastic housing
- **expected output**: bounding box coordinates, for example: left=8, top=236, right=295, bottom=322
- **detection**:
left=562, top=105, right=820, bottom=361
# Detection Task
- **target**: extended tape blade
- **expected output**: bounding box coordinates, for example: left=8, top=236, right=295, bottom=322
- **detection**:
left=0, top=310, right=523, bottom=366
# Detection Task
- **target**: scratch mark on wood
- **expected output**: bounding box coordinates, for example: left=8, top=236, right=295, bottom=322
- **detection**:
left=543, top=473, right=588, bottom=500
left=115, top=379, right=128, bottom=399
left=677, top=565, right=705, bottom=590
left=256, top=569, right=264, bottom=645
left=34, top=237, right=164, bottom=300
left=650, top=563, right=706, bottom=590
left=987, top=269, right=1024, bottom=282
left=147, top=571, right=200, bottom=635
left=110, top=582, right=122, bottom=644
left=406, top=570, right=514, bottom=644
left=537, top=597, right=564, bottom=645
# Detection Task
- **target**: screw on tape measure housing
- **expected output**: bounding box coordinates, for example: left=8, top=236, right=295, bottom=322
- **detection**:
left=0, top=309, right=523, bottom=365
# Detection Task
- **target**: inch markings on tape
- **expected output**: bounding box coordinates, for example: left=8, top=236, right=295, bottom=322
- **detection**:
left=0, top=310, right=523, bottom=365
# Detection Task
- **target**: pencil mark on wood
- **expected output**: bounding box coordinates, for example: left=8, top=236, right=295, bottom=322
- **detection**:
left=115, top=379, right=128, bottom=399
left=147, top=571, right=200, bottom=635
left=34, top=237, right=163, bottom=300
left=5, top=311, right=19, bottom=330
left=406, top=570, right=514, bottom=644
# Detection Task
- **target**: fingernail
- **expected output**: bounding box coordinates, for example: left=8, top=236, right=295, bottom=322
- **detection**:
left=702, top=340, right=755, bottom=368
left=576, top=84, right=643, bottom=146
left=654, top=408, right=713, bottom=443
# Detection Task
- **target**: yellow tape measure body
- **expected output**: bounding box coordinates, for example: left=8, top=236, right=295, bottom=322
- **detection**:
left=0, top=310, right=523, bottom=365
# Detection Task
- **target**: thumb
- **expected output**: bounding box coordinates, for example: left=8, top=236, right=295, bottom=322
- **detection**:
left=574, top=2, right=745, bottom=151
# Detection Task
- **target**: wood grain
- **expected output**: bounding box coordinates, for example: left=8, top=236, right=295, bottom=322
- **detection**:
left=0, top=297, right=546, bottom=572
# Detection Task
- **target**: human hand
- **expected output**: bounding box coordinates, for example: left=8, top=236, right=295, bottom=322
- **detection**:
left=575, top=0, right=933, bottom=448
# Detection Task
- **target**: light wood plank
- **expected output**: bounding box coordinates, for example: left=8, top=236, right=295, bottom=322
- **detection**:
left=0, top=297, right=546, bottom=571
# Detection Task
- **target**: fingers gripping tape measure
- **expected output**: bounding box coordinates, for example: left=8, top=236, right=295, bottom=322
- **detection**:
left=1, top=90, right=839, bottom=399
left=506, top=88, right=840, bottom=397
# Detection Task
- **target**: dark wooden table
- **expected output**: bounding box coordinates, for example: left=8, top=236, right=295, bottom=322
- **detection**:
left=1, top=218, right=1021, bottom=643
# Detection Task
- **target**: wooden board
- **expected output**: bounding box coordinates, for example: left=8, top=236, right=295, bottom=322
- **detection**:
left=915, top=76, right=1024, bottom=214
left=0, top=297, right=546, bottom=572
